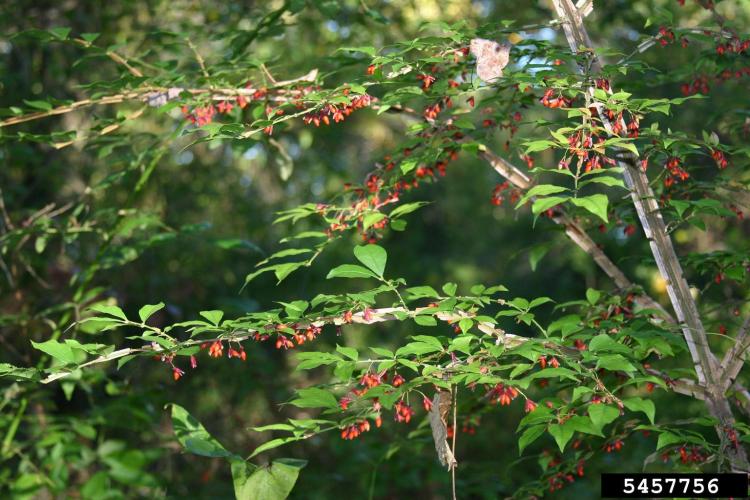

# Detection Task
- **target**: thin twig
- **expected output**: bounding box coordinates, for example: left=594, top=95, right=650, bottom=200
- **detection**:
left=52, top=107, right=146, bottom=149
left=72, top=38, right=144, bottom=78
left=185, top=37, right=210, bottom=80
left=260, top=63, right=278, bottom=85
left=0, top=188, right=15, bottom=231
left=718, top=315, right=750, bottom=391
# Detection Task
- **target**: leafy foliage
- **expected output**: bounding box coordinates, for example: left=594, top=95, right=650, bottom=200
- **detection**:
left=1, top=0, right=750, bottom=498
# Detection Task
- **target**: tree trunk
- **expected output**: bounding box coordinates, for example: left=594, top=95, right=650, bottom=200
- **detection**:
left=549, top=0, right=749, bottom=472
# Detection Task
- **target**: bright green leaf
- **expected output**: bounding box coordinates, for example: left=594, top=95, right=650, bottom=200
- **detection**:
left=353, top=245, right=387, bottom=277
left=139, top=303, right=165, bottom=323
left=170, top=404, right=236, bottom=459
left=570, top=195, right=609, bottom=223
left=326, top=264, right=377, bottom=279
left=623, top=397, right=656, bottom=424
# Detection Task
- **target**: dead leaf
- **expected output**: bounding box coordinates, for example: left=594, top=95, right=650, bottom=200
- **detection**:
left=428, top=390, right=457, bottom=470
left=470, top=38, right=511, bottom=82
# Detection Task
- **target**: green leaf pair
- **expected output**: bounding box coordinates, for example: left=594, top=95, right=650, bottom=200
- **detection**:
left=170, top=404, right=306, bottom=500
left=327, top=244, right=387, bottom=279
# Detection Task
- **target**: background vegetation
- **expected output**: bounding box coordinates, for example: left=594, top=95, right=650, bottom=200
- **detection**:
left=1, top=0, right=749, bottom=498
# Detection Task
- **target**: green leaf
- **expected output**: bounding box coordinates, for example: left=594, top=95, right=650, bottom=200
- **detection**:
left=547, top=315, right=582, bottom=337
left=389, top=201, right=429, bottom=219
left=517, top=184, right=569, bottom=207
left=623, top=397, right=655, bottom=424
left=80, top=32, right=100, bottom=43
left=336, top=345, right=358, bottom=361
left=587, top=404, right=620, bottom=432
left=248, top=437, right=303, bottom=458
left=398, top=358, right=420, bottom=372
left=518, top=425, right=545, bottom=454
left=413, top=313, right=437, bottom=326
left=458, top=318, right=473, bottom=334
left=256, top=248, right=312, bottom=266
left=441, top=282, right=457, bottom=296
left=570, top=195, right=609, bottom=223
left=531, top=196, right=568, bottom=215
left=326, top=264, right=377, bottom=279
left=231, top=460, right=258, bottom=498
left=370, top=347, right=394, bottom=357
left=49, top=27, right=71, bottom=40
left=449, top=334, right=474, bottom=354
left=396, top=339, right=442, bottom=356
left=579, top=176, right=626, bottom=189
left=567, top=415, right=603, bottom=437
left=412, top=335, right=443, bottom=350
left=610, top=91, right=631, bottom=101
left=593, top=88, right=608, bottom=101
left=669, top=199, right=691, bottom=218
left=272, top=262, right=305, bottom=283
left=30, top=339, right=76, bottom=365
left=549, top=128, right=569, bottom=144
left=586, top=288, right=600, bottom=305
left=353, top=245, right=387, bottom=277
left=251, top=423, right=296, bottom=433
left=170, top=404, right=236, bottom=459
left=390, top=219, right=407, bottom=231
left=199, top=310, right=224, bottom=326
left=453, top=118, right=475, bottom=130
left=295, top=352, right=342, bottom=370
left=282, top=300, right=309, bottom=318
left=400, top=159, right=417, bottom=174
left=0, top=363, right=40, bottom=382
left=571, top=386, right=593, bottom=402
left=523, top=140, right=557, bottom=153
left=138, top=303, right=165, bottom=323
left=290, top=388, right=338, bottom=409
left=23, top=100, right=52, bottom=111
left=89, top=304, right=128, bottom=321
left=656, top=431, right=682, bottom=450
left=337, top=46, right=376, bottom=56
left=529, top=297, right=552, bottom=308
left=617, top=141, right=640, bottom=157
left=548, top=422, right=575, bottom=453
left=232, top=458, right=306, bottom=500
left=405, top=286, right=440, bottom=299
left=363, top=212, right=386, bottom=230
left=589, top=334, right=631, bottom=354
left=529, top=244, right=551, bottom=272
left=596, top=354, right=637, bottom=373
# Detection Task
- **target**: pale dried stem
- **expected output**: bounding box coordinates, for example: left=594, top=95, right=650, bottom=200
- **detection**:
left=42, top=304, right=700, bottom=407
left=0, top=89, right=295, bottom=129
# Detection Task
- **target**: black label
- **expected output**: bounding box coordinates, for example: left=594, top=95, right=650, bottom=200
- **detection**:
left=600, top=473, right=748, bottom=498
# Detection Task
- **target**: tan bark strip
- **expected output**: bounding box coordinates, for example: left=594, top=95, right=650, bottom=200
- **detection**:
left=0, top=68, right=319, bottom=129
left=42, top=304, right=696, bottom=406
left=0, top=93, right=141, bottom=128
